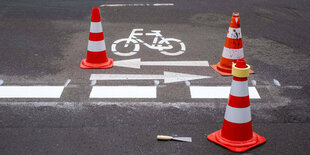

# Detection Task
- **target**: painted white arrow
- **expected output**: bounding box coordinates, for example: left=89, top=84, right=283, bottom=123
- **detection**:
left=90, top=71, right=212, bottom=83
left=113, top=58, right=209, bottom=69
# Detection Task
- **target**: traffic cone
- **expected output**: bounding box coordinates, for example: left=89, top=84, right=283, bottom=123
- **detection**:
left=211, top=12, right=253, bottom=76
left=207, top=59, right=265, bottom=152
left=80, top=7, right=113, bottom=69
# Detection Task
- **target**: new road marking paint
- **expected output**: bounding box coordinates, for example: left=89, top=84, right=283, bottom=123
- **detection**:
left=111, top=29, right=185, bottom=57
left=0, top=86, right=64, bottom=98
left=100, top=3, right=174, bottom=7
left=90, top=86, right=156, bottom=98
left=190, top=86, right=260, bottom=99
left=90, top=72, right=211, bottom=83
left=114, top=58, right=209, bottom=69
left=153, top=3, right=174, bottom=6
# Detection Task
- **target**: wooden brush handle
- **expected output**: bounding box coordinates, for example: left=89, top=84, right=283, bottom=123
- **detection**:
left=157, top=135, right=173, bottom=140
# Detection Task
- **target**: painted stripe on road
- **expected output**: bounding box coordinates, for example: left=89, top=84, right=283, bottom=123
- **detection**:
left=90, top=86, right=156, bottom=98
left=100, top=3, right=174, bottom=7
left=190, top=86, right=260, bottom=99
left=141, top=61, right=209, bottom=67
left=0, top=86, right=64, bottom=98
left=153, top=3, right=174, bottom=6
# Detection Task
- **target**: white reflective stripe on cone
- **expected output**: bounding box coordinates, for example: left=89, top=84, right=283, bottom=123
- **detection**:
left=88, top=40, right=106, bottom=52
left=230, top=80, right=249, bottom=97
left=227, top=27, right=242, bottom=39
left=222, top=47, right=244, bottom=59
left=90, top=22, right=103, bottom=33
left=224, top=105, right=251, bottom=124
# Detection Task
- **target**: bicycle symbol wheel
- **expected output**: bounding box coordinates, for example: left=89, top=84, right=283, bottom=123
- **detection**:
left=111, top=39, right=140, bottom=56
left=158, top=38, right=186, bottom=56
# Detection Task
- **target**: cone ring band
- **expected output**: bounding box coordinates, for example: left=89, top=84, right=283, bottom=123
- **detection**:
left=232, top=63, right=250, bottom=78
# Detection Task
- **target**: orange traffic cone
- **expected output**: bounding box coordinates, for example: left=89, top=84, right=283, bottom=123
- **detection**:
left=80, top=7, right=113, bottom=69
left=208, top=59, right=265, bottom=152
left=211, top=12, right=253, bottom=76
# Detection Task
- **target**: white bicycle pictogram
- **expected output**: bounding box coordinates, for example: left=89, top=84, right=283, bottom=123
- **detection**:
left=111, top=29, right=186, bottom=56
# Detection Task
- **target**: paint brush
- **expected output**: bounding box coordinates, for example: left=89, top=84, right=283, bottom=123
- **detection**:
left=157, top=135, right=192, bottom=142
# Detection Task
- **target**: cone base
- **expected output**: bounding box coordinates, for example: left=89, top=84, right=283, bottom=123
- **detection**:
left=80, top=58, right=113, bottom=69
left=207, top=129, right=266, bottom=152
left=211, top=63, right=254, bottom=76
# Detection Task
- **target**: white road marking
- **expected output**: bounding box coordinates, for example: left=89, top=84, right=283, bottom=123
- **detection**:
left=114, top=58, right=209, bottom=69
left=90, top=80, right=97, bottom=86
left=190, top=86, right=261, bottom=99
left=101, top=4, right=145, bottom=7
left=141, top=60, right=208, bottom=67
left=100, top=3, right=174, bottom=7
left=283, top=86, right=303, bottom=89
left=273, top=79, right=281, bottom=87
left=185, top=81, right=191, bottom=86
left=0, top=86, right=64, bottom=98
left=64, top=79, right=71, bottom=87
left=90, top=72, right=211, bottom=83
left=153, top=3, right=174, bottom=6
left=251, top=80, right=257, bottom=86
left=154, top=80, right=160, bottom=86
left=111, top=29, right=185, bottom=57
left=90, top=86, right=156, bottom=98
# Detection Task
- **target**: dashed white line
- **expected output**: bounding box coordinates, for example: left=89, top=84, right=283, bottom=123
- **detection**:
left=153, top=3, right=174, bottom=6
left=100, top=3, right=174, bottom=7
left=0, top=86, right=64, bottom=98
left=283, top=86, right=303, bottom=89
left=90, top=86, right=157, bottom=98
left=190, top=86, right=261, bottom=99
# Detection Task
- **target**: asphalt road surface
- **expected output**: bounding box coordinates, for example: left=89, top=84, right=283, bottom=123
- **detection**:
left=1, top=0, right=310, bottom=154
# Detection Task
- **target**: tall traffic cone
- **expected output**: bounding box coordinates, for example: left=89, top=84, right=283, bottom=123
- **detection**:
left=207, top=59, right=265, bottom=152
left=211, top=12, right=253, bottom=76
left=80, top=7, right=113, bottom=69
